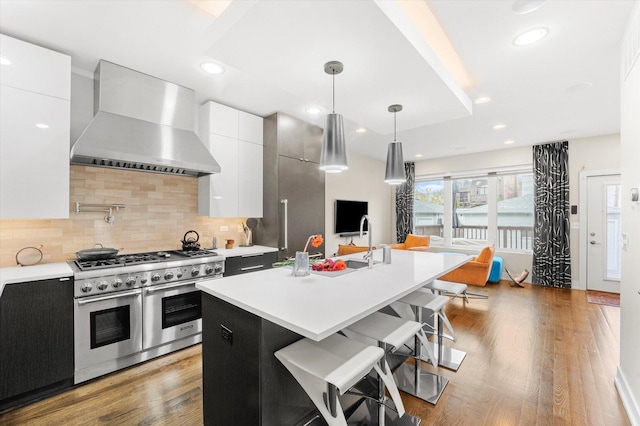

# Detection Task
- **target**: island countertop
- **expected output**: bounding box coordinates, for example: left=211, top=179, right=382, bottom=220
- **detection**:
left=196, top=249, right=469, bottom=341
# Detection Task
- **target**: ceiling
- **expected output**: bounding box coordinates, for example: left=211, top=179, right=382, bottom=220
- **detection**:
left=0, top=0, right=634, bottom=162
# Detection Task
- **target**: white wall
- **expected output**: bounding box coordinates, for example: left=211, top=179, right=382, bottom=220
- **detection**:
left=617, top=3, right=640, bottom=424
left=325, top=151, right=393, bottom=255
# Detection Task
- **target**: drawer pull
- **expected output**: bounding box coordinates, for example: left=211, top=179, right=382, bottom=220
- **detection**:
left=241, top=253, right=263, bottom=258
left=240, top=265, right=264, bottom=271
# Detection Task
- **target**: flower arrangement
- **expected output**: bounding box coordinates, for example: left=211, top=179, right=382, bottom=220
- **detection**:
left=303, top=234, right=323, bottom=252
left=312, top=258, right=347, bottom=272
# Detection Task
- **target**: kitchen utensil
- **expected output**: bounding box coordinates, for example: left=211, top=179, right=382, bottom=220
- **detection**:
left=76, top=243, right=120, bottom=261
left=181, top=230, right=201, bottom=251
left=15, top=245, right=44, bottom=266
left=225, top=239, right=234, bottom=249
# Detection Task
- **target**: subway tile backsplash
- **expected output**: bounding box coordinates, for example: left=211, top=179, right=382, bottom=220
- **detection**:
left=0, top=166, right=250, bottom=267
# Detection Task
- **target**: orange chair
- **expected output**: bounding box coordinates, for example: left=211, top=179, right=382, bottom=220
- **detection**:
left=439, top=245, right=495, bottom=287
left=390, top=234, right=430, bottom=252
left=337, top=244, right=375, bottom=256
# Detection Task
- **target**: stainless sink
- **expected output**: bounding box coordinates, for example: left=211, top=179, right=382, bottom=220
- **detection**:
left=344, top=259, right=380, bottom=269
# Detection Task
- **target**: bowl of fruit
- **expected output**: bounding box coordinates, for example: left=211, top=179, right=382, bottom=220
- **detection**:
left=312, top=258, right=347, bottom=272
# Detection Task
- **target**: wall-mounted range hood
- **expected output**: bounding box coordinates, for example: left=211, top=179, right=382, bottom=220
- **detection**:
left=70, top=60, right=220, bottom=177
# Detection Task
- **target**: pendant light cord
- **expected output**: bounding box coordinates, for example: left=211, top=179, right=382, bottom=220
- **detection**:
left=332, top=72, right=336, bottom=113
left=394, top=111, right=397, bottom=142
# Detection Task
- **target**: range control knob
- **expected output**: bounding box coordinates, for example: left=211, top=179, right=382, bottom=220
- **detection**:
left=176, top=270, right=183, bottom=279
left=112, top=278, right=123, bottom=288
left=125, top=277, right=137, bottom=287
left=97, top=280, right=108, bottom=291
left=214, top=264, right=223, bottom=274
left=151, top=273, right=161, bottom=283
left=81, top=283, right=93, bottom=293
left=140, top=277, right=148, bottom=285
left=191, top=268, right=200, bottom=277
left=205, top=265, right=214, bottom=275
left=164, top=271, right=175, bottom=281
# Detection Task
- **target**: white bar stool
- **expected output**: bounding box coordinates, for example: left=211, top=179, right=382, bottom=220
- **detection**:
left=274, top=333, right=407, bottom=426
left=390, top=291, right=457, bottom=404
left=344, top=311, right=438, bottom=425
left=420, top=281, right=468, bottom=371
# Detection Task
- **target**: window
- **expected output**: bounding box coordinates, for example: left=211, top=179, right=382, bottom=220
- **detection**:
left=496, top=173, right=534, bottom=250
left=413, top=170, right=533, bottom=251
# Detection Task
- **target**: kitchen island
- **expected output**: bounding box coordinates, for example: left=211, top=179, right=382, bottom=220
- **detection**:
left=196, top=249, right=469, bottom=426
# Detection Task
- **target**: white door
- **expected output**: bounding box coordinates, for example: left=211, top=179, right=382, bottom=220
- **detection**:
left=586, top=175, right=621, bottom=293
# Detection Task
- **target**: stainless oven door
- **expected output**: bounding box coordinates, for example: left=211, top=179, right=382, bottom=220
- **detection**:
left=142, top=281, right=203, bottom=350
left=74, top=289, right=143, bottom=370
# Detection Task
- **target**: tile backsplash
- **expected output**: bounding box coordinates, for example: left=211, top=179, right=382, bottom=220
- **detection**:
left=0, top=166, right=251, bottom=267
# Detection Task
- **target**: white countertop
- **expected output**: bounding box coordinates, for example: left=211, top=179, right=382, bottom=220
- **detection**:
left=196, top=249, right=470, bottom=341
left=209, top=245, right=278, bottom=257
left=0, top=262, right=74, bottom=298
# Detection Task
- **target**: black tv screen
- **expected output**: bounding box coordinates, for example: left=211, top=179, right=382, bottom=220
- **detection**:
left=335, top=200, right=368, bottom=234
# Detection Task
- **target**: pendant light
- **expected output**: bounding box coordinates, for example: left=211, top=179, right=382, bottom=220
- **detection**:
left=320, top=61, right=348, bottom=173
left=385, top=104, right=406, bottom=185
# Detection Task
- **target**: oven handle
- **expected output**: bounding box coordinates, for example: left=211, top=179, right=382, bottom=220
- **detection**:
left=77, top=289, right=141, bottom=305
left=145, top=281, right=197, bottom=294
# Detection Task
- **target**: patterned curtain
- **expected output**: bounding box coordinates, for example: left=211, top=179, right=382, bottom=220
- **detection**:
left=532, top=141, right=571, bottom=288
left=395, top=162, right=415, bottom=243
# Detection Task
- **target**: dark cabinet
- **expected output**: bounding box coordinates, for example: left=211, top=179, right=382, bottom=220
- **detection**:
left=224, top=252, right=277, bottom=277
left=274, top=113, right=323, bottom=163
left=0, top=276, right=74, bottom=409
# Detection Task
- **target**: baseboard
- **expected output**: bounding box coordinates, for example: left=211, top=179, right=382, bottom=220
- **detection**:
left=615, top=366, right=640, bottom=425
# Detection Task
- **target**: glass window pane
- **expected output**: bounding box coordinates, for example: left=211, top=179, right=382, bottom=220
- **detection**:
left=496, top=173, right=534, bottom=250
left=414, top=180, right=444, bottom=245
left=452, top=177, right=488, bottom=243
left=606, top=184, right=621, bottom=280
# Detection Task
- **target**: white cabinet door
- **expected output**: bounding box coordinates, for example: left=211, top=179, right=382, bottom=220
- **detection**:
left=238, top=111, right=263, bottom=145
left=0, top=86, right=70, bottom=218
left=208, top=102, right=238, bottom=139
left=238, top=141, right=263, bottom=218
left=198, top=134, right=238, bottom=217
left=0, top=34, right=71, bottom=100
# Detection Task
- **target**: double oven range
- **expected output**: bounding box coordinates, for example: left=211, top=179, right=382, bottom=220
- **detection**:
left=70, top=249, right=224, bottom=384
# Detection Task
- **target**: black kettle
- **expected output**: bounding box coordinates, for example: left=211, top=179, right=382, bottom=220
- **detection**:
left=181, top=230, right=201, bottom=251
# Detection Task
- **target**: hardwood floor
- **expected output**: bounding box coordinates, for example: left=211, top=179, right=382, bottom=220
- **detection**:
left=0, top=281, right=628, bottom=425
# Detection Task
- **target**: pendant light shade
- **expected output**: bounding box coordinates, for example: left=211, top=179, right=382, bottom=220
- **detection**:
left=385, top=104, right=406, bottom=185
left=320, top=61, right=348, bottom=173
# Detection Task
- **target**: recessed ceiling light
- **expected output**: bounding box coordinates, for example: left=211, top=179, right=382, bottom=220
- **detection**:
left=305, top=106, right=321, bottom=115
left=564, top=82, right=593, bottom=94
left=355, top=127, right=367, bottom=133
left=512, top=0, right=546, bottom=14
left=504, top=140, right=515, bottom=145
left=200, top=62, right=225, bottom=75
left=0, top=56, right=11, bottom=65
left=36, top=123, right=49, bottom=129
left=415, top=154, right=423, bottom=158
left=474, top=96, right=491, bottom=104
left=493, top=123, right=507, bottom=130
left=513, top=28, right=548, bottom=46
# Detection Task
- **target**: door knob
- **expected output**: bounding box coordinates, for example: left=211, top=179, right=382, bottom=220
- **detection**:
left=590, top=240, right=597, bottom=244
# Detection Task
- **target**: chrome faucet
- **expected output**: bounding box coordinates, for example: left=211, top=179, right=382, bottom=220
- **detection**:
left=359, top=215, right=373, bottom=268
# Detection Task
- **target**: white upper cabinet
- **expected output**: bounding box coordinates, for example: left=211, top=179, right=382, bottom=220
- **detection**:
left=198, top=101, right=263, bottom=218
left=0, top=34, right=70, bottom=100
left=0, top=35, right=70, bottom=219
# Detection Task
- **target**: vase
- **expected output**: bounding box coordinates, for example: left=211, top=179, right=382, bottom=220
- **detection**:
left=292, top=251, right=310, bottom=277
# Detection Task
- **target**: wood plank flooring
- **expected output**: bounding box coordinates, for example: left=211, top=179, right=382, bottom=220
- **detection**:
left=0, top=281, right=629, bottom=425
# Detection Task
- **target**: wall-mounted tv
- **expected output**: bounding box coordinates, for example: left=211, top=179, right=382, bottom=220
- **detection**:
left=335, top=200, right=368, bottom=235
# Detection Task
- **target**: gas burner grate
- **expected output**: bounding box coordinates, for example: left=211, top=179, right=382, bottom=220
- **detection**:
left=75, top=259, right=126, bottom=271
left=172, top=250, right=218, bottom=258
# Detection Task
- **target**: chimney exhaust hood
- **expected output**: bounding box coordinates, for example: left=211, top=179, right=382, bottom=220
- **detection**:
left=70, top=60, right=220, bottom=177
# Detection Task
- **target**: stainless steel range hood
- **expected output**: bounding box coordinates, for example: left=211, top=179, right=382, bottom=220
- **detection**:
left=70, top=61, right=220, bottom=177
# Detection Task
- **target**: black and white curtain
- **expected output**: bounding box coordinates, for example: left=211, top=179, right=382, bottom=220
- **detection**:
left=395, top=162, right=415, bottom=243
left=532, top=141, right=571, bottom=288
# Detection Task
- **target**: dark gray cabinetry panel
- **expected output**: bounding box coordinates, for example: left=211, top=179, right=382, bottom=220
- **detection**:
left=202, top=294, right=315, bottom=426
left=0, top=277, right=74, bottom=408
left=223, top=251, right=277, bottom=276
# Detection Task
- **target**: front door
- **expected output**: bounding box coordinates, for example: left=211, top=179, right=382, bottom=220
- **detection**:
left=586, top=174, right=621, bottom=293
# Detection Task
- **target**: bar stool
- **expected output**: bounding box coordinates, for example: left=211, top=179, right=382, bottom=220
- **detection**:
left=424, top=279, right=469, bottom=304
left=390, top=291, right=458, bottom=404
left=344, top=311, right=438, bottom=425
left=274, top=333, right=407, bottom=426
